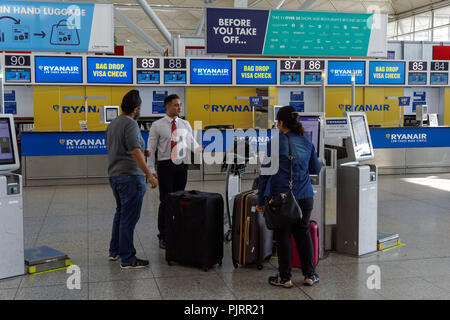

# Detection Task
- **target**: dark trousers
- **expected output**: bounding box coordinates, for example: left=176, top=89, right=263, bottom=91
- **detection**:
left=274, top=197, right=315, bottom=280
left=109, top=175, right=146, bottom=266
left=157, top=160, right=188, bottom=240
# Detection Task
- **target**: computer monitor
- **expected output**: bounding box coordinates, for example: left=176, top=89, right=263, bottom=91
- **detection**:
left=294, top=112, right=325, bottom=160
left=346, top=112, right=374, bottom=162
left=0, top=114, right=20, bottom=172
left=100, top=106, right=120, bottom=124
left=298, top=115, right=321, bottom=158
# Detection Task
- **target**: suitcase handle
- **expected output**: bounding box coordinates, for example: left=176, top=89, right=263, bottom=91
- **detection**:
left=245, top=217, right=250, bottom=245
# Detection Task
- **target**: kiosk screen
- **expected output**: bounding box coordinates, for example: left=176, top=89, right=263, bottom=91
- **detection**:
left=349, top=115, right=372, bottom=159
left=106, top=108, right=119, bottom=122
left=0, top=118, right=16, bottom=165
left=299, top=116, right=320, bottom=157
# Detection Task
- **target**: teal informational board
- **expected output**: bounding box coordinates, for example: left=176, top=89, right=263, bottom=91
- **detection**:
left=264, top=11, right=373, bottom=56
left=206, top=8, right=387, bottom=57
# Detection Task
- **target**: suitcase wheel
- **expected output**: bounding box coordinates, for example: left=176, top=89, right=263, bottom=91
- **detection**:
left=203, top=267, right=209, bottom=272
left=233, top=261, right=238, bottom=269
left=225, top=230, right=232, bottom=242
left=167, top=261, right=174, bottom=266
left=257, top=264, right=263, bottom=271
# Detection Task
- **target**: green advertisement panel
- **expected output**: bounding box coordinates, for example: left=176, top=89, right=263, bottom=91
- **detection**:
left=263, top=11, right=382, bottom=57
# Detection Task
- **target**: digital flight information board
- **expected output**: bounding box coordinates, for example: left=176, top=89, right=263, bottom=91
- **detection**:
left=35, top=56, right=83, bottom=83
left=5, top=54, right=449, bottom=87
left=163, top=58, right=187, bottom=84
left=408, top=72, right=427, bottom=85
left=136, top=57, right=161, bottom=84
left=87, top=57, right=133, bottom=84
left=236, top=60, right=277, bottom=85
left=280, top=59, right=301, bottom=85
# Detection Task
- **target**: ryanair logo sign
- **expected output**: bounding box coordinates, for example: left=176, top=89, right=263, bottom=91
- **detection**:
left=203, top=104, right=254, bottom=112
left=59, top=138, right=106, bottom=151
left=39, top=65, right=80, bottom=75
left=193, top=68, right=229, bottom=76
left=52, top=105, right=101, bottom=114
left=329, top=69, right=364, bottom=77
left=338, top=104, right=390, bottom=112
left=386, top=133, right=427, bottom=144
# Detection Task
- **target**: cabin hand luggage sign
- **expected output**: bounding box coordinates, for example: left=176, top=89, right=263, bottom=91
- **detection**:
left=0, top=1, right=113, bottom=52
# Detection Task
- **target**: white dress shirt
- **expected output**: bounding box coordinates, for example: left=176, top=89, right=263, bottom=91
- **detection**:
left=147, top=115, right=200, bottom=173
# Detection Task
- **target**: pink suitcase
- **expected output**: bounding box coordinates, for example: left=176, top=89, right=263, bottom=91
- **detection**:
left=291, top=220, right=319, bottom=268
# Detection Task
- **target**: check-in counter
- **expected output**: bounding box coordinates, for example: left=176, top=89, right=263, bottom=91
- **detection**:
left=364, top=126, right=450, bottom=174
left=21, top=131, right=202, bottom=186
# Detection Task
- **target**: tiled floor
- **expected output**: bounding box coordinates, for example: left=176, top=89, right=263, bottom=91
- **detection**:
left=1, top=173, right=450, bottom=300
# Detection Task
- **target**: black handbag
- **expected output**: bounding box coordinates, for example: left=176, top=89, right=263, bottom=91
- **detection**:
left=264, top=134, right=302, bottom=230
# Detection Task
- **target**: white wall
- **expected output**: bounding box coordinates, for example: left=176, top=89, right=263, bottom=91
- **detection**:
left=277, top=87, right=321, bottom=112
left=4, top=86, right=34, bottom=117
left=403, top=87, right=441, bottom=116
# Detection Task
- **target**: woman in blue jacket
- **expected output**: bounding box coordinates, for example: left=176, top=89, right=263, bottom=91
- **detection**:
left=256, top=106, right=321, bottom=288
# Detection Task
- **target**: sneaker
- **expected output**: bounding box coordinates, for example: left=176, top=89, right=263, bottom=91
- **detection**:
left=159, top=239, right=166, bottom=250
left=268, top=274, right=294, bottom=288
left=120, top=258, right=149, bottom=270
left=108, top=255, right=120, bottom=261
left=304, top=274, right=319, bottom=286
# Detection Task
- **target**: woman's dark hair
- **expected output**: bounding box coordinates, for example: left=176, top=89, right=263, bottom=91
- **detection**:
left=121, top=90, right=142, bottom=114
left=164, top=94, right=180, bottom=106
left=276, top=105, right=305, bottom=135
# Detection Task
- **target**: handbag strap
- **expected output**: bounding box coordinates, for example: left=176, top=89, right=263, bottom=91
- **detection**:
left=286, top=134, right=293, bottom=190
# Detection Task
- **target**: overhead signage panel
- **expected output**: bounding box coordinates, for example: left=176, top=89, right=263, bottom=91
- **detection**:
left=408, top=72, right=427, bottom=85
left=5, top=68, right=31, bottom=83
left=206, top=8, right=269, bottom=55
left=137, top=70, right=160, bottom=84
left=236, top=60, right=277, bottom=85
left=369, top=61, right=405, bottom=84
left=280, top=72, right=301, bottom=85
left=206, top=8, right=387, bottom=57
left=304, top=72, right=323, bottom=85
left=0, top=1, right=113, bottom=52
left=164, top=71, right=186, bottom=84
left=87, top=57, right=133, bottom=84
left=327, top=61, right=365, bottom=84
left=35, top=56, right=83, bottom=83
left=190, top=59, right=232, bottom=84
left=430, top=73, right=448, bottom=85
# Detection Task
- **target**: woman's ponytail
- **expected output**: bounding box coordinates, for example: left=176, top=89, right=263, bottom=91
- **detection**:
left=276, top=106, right=305, bottom=135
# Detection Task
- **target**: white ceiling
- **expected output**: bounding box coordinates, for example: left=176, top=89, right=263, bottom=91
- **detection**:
left=16, top=0, right=450, bottom=55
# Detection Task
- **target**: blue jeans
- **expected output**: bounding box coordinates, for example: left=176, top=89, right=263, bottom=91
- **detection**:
left=109, top=175, right=146, bottom=265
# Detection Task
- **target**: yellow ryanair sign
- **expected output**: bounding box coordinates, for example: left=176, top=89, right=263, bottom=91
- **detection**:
left=33, top=86, right=134, bottom=131
left=325, top=87, right=404, bottom=127
left=186, top=86, right=278, bottom=129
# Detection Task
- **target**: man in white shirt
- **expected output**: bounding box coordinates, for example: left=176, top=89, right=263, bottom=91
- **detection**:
left=147, top=94, right=203, bottom=249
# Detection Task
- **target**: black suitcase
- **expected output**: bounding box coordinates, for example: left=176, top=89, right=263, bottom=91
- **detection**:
left=165, top=190, right=224, bottom=272
left=232, top=190, right=273, bottom=270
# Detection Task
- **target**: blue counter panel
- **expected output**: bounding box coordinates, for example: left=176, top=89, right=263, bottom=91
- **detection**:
left=22, top=127, right=450, bottom=157
left=370, top=127, right=450, bottom=149
left=22, top=132, right=149, bottom=156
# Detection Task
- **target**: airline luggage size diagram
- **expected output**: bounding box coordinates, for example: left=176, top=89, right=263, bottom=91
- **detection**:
left=50, top=19, right=80, bottom=46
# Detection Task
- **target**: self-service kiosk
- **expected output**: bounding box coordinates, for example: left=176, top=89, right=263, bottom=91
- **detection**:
left=0, top=114, right=24, bottom=279
left=99, top=105, right=120, bottom=124
left=294, top=112, right=326, bottom=259
left=335, top=112, right=378, bottom=256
